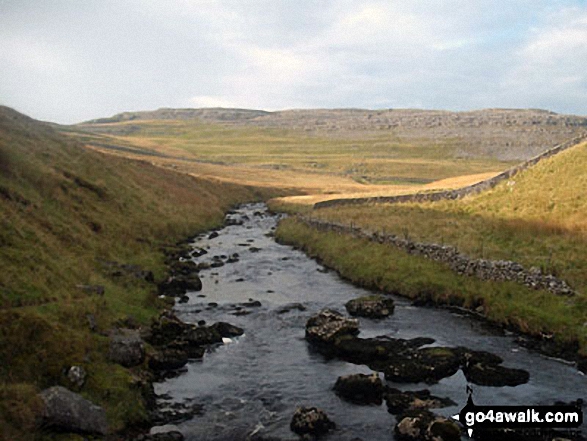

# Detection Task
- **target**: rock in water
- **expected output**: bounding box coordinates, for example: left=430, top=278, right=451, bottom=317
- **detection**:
left=385, top=388, right=456, bottom=415
left=210, top=322, right=244, bottom=338
left=394, top=409, right=460, bottom=441
left=333, top=373, right=384, bottom=405
left=157, top=274, right=202, bottom=297
left=40, top=386, right=108, bottom=435
left=290, top=406, right=335, bottom=436
left=345, top=295, right=395, bottom=318
left=305, top=309, right=359, bottom=346
left=148, top=349, right=189, bottom=371
left=462, top=362, right=529, bottom=387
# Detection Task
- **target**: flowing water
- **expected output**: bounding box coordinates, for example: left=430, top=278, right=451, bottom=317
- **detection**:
left=155, top=203, right=586, bottom=440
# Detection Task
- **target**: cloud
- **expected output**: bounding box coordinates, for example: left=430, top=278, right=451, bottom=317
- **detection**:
left=499, top=7, right=587, bottom=110
left=0, top=0, right=586, bottom=122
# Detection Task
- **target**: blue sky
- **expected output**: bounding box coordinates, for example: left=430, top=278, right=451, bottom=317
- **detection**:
left=1, top=0, right=586, bottom=123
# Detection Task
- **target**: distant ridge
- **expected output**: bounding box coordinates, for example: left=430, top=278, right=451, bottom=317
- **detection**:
left=83, top=107, right=271, bottom=124
left=78, top=107, right=587, bottom=161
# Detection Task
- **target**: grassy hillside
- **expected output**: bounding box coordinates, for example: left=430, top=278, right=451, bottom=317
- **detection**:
left=69, top=116, right=514, bottom=193
left=297, top=140, right=587, bottom=353
left=0, top=106, right=278, bottom=439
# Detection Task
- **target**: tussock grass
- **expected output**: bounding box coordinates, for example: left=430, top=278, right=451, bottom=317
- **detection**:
left=0, top=107, right=279, bottom=439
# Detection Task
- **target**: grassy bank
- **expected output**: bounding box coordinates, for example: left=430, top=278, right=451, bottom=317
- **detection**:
left=296, top=141, right=587, bottom=356
left=275, top=218, right=587, bottom=355
left=0, top=107, right=280, bottom=440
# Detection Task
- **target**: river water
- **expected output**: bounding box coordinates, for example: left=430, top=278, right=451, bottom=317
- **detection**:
left=155, top=203, right=586, bottom=440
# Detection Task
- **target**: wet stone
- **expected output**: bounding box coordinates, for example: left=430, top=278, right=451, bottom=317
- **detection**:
left=333, top=373, right=384, bottom=405
left=345, top=295, right=395, bottom=319
left=290, top=406, right=335, bottom=437
left=394, top=409, right=460, bottom=441
left=305, top=309, right=360, bottom=346
left=462, top=361, right=530, bottom=387
left=384, top=388, right=456, bottom=415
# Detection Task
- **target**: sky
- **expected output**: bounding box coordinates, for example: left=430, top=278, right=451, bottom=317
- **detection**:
left=1, top=0, right=586, bottom=124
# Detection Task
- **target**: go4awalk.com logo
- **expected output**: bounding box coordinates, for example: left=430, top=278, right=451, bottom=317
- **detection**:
left=452, top=394, right=583, bottom=438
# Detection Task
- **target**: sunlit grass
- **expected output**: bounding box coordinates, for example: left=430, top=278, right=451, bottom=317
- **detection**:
left=276, top=218, right=587, bottom=353
left=70, top=119, right=512, bottom=194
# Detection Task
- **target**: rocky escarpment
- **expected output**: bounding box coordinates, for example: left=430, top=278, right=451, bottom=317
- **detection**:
left=298, top=218, right=575, bottom=297
left=82, top=108, right=587, bottom=161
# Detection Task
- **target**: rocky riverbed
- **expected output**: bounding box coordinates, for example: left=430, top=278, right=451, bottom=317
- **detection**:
left=150, top=203, right=586, bottom=441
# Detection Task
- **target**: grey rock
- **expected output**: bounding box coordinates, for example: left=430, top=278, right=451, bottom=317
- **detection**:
left=333, top=372, right=383, bottom=405
left=305, top=309, right=359, bottom=346
left=345, top=295, right=395, bottom=319
left=290, top=406, right=335, bottom=436
left=108, top=329, right=145, bottom=367
left=40, top=386, right=108, bottom=435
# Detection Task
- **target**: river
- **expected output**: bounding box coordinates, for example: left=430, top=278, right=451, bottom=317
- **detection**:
left=155, top=203, right=585, bottom=440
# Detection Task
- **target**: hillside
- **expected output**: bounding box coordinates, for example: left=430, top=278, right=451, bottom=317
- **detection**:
left=0, top=106, right=276, bottom=439
left=297, top=140, right=587, bottom=353
left=79, top=107, right=587, bottom=161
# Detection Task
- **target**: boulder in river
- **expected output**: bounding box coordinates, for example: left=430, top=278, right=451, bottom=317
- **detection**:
left=384, top=388, right=455, bottom=415
left=185, top=326, right=222, bottom=346
left=158, top=274, right=202, bottom=297
left=40, top=386, right=108, bottom=435
left=394, top=409, right=460, bottom=441
left=276, top=303, right=307, bottom=314
left=148, top=349, right=189, bottom=371
left=462, top=361, right=530, bottom=387
left=290, top=406, right=335, bottom=437
left=383, top=346, right=461, bottom=384
left=333, top=372, right=384, bottom=405
left=148, top=312, right=193, bottom=346
left=211, top=322, right=244, bottom=338
left=305, top=309, right=359, bottom=346
left=345, top=295, right=395, bottom=319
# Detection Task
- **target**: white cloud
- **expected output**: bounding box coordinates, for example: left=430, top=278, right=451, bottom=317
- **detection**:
left=499, top=8, right=587, bottom=110
left=1, top=0, right=586, bottom=122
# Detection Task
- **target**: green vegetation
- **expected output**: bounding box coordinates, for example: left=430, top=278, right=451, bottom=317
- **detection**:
left=290, top=141, right=587, bottom=354
left=71, top=118, right=512, bottom=188
left=0, top=107, right=278, bottom=440
left=276, top=218, right=586, bottom=352
left=311, top=142, right=587, bottom=295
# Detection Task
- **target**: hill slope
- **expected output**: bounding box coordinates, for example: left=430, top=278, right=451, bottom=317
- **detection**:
left=0, top=106, right=274, bottom=439
left=79, top=107, right=587, bottom=161
left=301, top=140, right=587, bottom=353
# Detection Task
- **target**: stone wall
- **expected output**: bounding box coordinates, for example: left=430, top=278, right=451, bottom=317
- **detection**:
left=298, top=218, right=575, bottom=297
left=314, top=133, right=587, bottom=209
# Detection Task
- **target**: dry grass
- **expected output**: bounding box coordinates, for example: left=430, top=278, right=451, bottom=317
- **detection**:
left=310, top=142, right=587, bottom=297
left=68, top=119, right=512, bottom=197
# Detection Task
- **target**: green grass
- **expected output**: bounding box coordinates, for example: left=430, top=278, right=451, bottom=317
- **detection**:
left=72, top=119, right=513, bottom=185
left=311, top=142, right=587, bottom=296
left=0, top=106, right=281, bottom=439
left=276, top=218, right=587, bottom=353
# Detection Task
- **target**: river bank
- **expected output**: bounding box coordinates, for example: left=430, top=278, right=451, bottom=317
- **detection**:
left=275, top=216, right=587, bottom=370
left=144, top=203, right=586, bottom=441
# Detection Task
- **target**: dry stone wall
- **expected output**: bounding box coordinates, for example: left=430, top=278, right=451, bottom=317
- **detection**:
left=314, top=134, right=587, bottom=209
left=299, top=218, right=576, bottom=297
